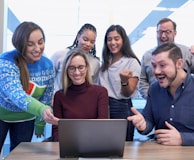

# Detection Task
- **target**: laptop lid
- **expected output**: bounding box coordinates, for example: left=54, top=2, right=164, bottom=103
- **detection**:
left=58, top=119, right=127, bottom=158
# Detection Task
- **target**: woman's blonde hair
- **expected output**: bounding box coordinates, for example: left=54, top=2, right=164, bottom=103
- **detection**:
left=61, top=48, right=93, bottom=94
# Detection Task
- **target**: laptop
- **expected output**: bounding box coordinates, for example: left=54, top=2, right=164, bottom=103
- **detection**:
left=58, top=119, right=127, bottom=158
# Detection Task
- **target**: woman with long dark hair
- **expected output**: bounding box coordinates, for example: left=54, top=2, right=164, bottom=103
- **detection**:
left=99, top=24, right=141, bottom=141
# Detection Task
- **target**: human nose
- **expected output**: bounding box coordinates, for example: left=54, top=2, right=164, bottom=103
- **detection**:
left=109, top=39, right=116, bottom=44
left=161, top=33, right=167, bottom=38
left=86, top=41, right=93, bottom=48
left=153, top=66, right=161, bottom=74
left=107, top=40, right=116, bottom=48
left=33, top=43, right=41, bottom=51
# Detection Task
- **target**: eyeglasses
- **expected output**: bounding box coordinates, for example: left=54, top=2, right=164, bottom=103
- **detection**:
left=157, top=30, right=174, bottom=35
left=68, top=65, right=86, bottom=73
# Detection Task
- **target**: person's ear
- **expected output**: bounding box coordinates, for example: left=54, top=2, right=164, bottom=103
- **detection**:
left=176, top=58, right=183, bottom=69
left=173, top=31, right=177, bottom=37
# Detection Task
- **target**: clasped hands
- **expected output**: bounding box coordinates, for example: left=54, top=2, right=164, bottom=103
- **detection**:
left=128, top=107, right=182, bottom=145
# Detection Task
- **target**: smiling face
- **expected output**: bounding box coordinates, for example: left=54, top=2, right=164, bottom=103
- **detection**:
left=151, top=51, right=178, bottom=88
left=157, top=21, right=177, bottom=46
left=106, top=30, right=123, bottom=56
left=67, top=55, right=87, bottom=85
left=23, top=29, right=45, bottom=64
left=77, top=29, right=96, bottom=54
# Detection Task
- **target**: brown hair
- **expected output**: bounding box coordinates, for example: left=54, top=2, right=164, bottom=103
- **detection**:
left=12, top=22, right=45, bottom=91
left=152, top=43, right=182, bottom=64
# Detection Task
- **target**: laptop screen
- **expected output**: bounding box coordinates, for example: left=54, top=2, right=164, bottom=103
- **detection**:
left=58, top=119, right=127, bottom=158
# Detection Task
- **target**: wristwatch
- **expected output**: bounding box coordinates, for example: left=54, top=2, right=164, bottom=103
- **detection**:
left=121, top=81, right=128, bottom=86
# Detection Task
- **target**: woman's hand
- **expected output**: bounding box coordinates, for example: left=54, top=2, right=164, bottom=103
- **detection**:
left=43, top=108, right=59, bottom=125
left=120, top=70, right=132, bottom=82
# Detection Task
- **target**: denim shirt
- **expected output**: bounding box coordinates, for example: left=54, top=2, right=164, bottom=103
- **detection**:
left=141, top=73, right=194, bottom=146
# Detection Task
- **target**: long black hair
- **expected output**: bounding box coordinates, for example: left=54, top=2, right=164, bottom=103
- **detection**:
left=101, top=24, right=140, bottom=71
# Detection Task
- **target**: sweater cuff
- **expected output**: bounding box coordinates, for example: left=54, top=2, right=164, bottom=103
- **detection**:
left=35, top=118, right=46, bottom=135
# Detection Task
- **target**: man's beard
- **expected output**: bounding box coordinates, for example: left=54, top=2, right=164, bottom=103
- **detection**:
left=164, top=69, right=177, bottom=88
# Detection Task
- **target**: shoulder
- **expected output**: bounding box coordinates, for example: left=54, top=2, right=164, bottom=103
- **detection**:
left=142, top=47, right=156, bottom=60
left=50, top=48, right=70, bottom=62
left=31, top=56, right=54, bottom=72
left=86, top=54, right=100, bottom=63
left=122, top=57, right=141, bottom=68
left=186, top=73, right=194, bottom=83
left=0, top=50, right=17, bottom=61
left=0, top=50, right=19, bottom=70
left=175, top=43, right=190, bottom=53
left=41, top=56, right=53, bottom=66
left=175, top=43, right=189, bottom=49
left=90, top=84, right=108, bottom=93
left=123, top=56, right=139, bottom=62
left=54, top=90, right=64, bottom=98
